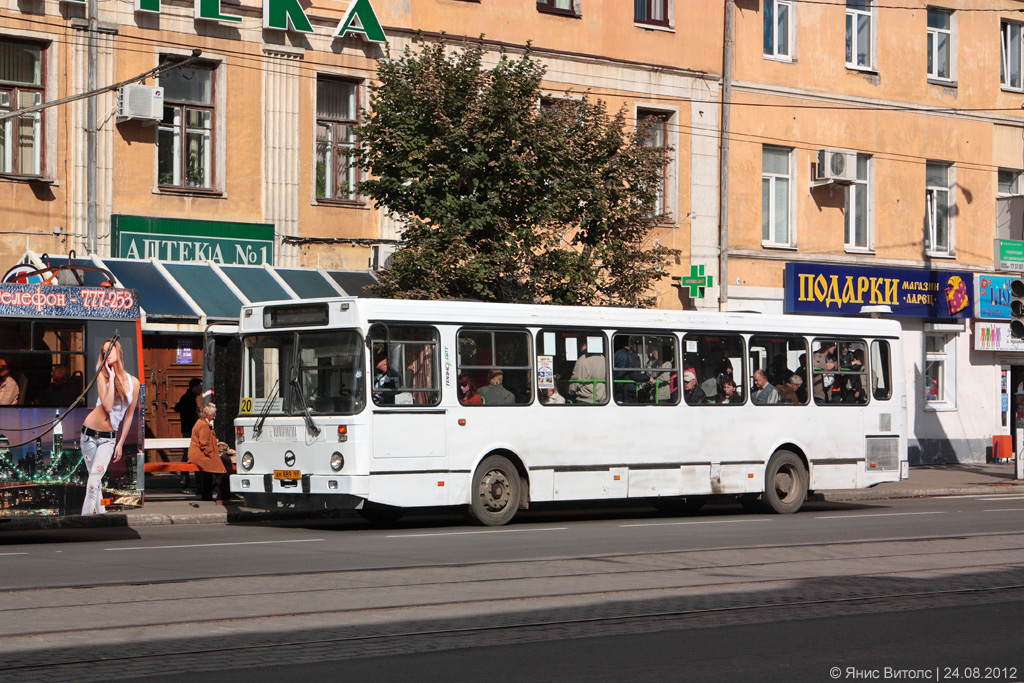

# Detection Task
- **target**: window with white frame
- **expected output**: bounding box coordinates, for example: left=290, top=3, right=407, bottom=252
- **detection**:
left=845, top=154, right=872, bottom=250
left=762, top=146, right=792, bottom=246
left=924, top=333, right=954, bottom=408
left=846, top=0, right=873, bottom=70
left=315, top=78, right=359, bottom=203
left=158, top=61, right=215, bottom=190
left=635, top=0, right=669, bottom=27
left=999, top=168, right=1021, bottom=196
left=639, top=109, right=670, bottom=219
left=764, top=0, right=792, bottom=60
left=1001, top=21, right=1023, bottom=90
left=0, top=39, right=44, bottom=177
left=925, top=161, right=952, bottom=255
left=927, top=8, right=953, bottom=81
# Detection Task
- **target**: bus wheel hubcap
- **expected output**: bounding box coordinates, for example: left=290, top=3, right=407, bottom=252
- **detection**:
left=480, top=470, right=511, bottom=512
left=775, top=467, right=794, bottom=500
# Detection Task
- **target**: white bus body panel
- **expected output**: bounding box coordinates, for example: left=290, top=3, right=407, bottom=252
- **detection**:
left=233, top=297, right=908, bottom=511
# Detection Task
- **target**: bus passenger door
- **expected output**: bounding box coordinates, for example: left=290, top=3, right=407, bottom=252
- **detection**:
left=366, top=323, right=449, bottom=507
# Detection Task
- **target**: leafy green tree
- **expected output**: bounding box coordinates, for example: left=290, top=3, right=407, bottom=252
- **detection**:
left=355, top=39, right=677, bottom=307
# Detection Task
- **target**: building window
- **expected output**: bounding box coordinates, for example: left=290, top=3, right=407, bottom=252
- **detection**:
left=316, top=78, right=358, bottom=203
left=158, top=61, right=215, bottom=190
left=999, top=168, right=1021, bottom=196
left=635, top=0, right=668, bottom=27
left=0, top=40, right=44, bottom=177
left=924, top=333, right=954, bottom=409
left=927, top=8, right=953, bottom=81
left=762, top=146, right=792, bottom=247
left=764, top=0, right=792, bottom=60
left=537, top=0, right=577, bottom=16
left=925, top=161, right=953, bottom=255
left=1001, top=21, right=1023, bottom=90
left=846, top=0, right=873, bottom=70
left=639, top=109, right=669, bottom=219
left=845, top=154, right=872, bottom=251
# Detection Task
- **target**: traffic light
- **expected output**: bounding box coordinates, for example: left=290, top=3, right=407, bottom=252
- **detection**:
left=1011, top=278, right=1024, bottom=338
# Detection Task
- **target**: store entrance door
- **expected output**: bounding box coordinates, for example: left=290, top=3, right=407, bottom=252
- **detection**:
left=143, top=336, right=203, bottom=443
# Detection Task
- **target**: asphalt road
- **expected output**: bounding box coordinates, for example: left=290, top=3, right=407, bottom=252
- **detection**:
left=1, top=494, right=1023, bottom=682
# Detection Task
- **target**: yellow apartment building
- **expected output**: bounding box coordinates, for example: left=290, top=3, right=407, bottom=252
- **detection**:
left=0, top=0, right=721, bottom=444
left=729, top=0, right=1024, bottom=463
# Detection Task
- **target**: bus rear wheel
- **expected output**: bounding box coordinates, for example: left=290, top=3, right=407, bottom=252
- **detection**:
left=467, top=455, right=521, bottom=527
left=761, top=450, right=807, bottom=514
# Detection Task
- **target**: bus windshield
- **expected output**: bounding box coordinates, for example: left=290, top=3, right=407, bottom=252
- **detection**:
left=244, top=331, right=364, bottom=416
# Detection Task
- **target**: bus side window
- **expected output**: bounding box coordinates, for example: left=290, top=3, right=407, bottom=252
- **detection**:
left=536, top=329, right=608, bottom=405
left=749, top=335, right=807, bottom=405
left=458, top=329, right=532, bottom=406
left=683, top=333, right=744, bottom=405
left=612, top=333, right=679, bottom=406
left=871, top=340, right=892, bottom=401
left=370, top=325, right=441, bottom=407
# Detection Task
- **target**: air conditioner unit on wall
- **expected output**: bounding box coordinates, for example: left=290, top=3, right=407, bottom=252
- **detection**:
left=815, top=149, right=857, bottom=185
left=371, top=244, right=396, bottom=271
left=116, top=84, right=164, bottom=123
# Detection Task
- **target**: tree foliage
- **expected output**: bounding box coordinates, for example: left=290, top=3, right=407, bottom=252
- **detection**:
left=355, top=39, right=678, bottom=307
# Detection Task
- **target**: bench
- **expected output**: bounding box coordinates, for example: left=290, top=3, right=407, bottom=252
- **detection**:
left=142, top=439, right=235, bottom=474
left=144, top=461, right=200, bottom=473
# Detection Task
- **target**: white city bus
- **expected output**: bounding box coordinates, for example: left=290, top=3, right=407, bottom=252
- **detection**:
left=231, top=298, right=907, bottom=525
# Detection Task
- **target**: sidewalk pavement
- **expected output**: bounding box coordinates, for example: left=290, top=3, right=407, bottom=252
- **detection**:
left=3, top=464, right=1023, bottom=531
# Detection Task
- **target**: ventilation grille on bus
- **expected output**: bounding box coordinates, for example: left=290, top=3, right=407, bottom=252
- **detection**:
left=866, top=436, right=900, bottom=471
left=879, top=413, right=892, bottom=432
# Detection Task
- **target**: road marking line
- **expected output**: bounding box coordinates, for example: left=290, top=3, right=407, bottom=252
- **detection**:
left=0, top=553, right=28, bottom=557
left=388, top=527, right=567, bottom=538
left=619, top=519, right=772, bottom=528
left=107, top=539, right=324, bottom=551
left=931, top=494, right=1024, bottom=500
left=983, top=508, right=1024, bottom=512
left=815, top=511, right=946, bottom=520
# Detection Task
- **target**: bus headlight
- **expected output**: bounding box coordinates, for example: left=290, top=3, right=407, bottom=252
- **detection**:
left=330, top=452, right=344, bottom=472
left=241, top=452, right=254, bottom=471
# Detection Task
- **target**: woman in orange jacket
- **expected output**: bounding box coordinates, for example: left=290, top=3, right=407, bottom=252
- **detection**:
left=187, top=403, right=234, bottom=504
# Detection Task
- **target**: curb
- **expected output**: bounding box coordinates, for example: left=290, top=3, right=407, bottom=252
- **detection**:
left=819, top=484, right=1024, bottom=502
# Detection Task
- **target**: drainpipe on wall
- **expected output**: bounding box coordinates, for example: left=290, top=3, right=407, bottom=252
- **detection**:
left=86, top=0, right=98, bottom=255
left=719, top=0, right=734, bottom=311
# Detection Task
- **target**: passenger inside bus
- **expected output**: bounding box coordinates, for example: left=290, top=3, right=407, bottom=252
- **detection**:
left=0, top=355, right=19, bottom=405
left=612, top=337, right=644, bottom=404
left=477, top=369, right=515, bottom=405
left=458, top=373, right=483, bottom=405
left=682, top=370, right=708, bottom=404
left=568, top=336, right=607, bottom=404
left=40, top=364, right=83, bottom=408
left=716, top=377, right=743, bottom=404
left=775, top=374, right=803, bottom=404
left=643, top=344, right=674, bottom=405
left=372, top=351, right=401, bottom=405
left=540, top=375, right=566, bottom=404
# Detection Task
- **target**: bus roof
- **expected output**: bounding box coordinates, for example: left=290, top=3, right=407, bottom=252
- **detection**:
left=242, top=297, right=904, bottom=338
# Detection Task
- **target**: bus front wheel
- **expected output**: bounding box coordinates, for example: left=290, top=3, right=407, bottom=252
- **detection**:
left=761, top=450, right=807, bottom=514
left=467, top=455, right=521, bottom=527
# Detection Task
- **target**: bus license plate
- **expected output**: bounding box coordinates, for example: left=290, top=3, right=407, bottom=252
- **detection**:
left=274, top=470, right=301, bottom=480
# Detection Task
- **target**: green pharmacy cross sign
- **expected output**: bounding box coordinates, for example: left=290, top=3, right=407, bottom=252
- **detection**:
left=678, top=264, right=713, bottom=298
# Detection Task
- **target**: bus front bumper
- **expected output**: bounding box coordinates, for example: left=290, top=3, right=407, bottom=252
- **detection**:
left=230, top=473, right=369, bottom=497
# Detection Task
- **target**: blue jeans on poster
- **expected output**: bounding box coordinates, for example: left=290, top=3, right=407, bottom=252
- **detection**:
left=81, top=434, right=115, bottom=515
